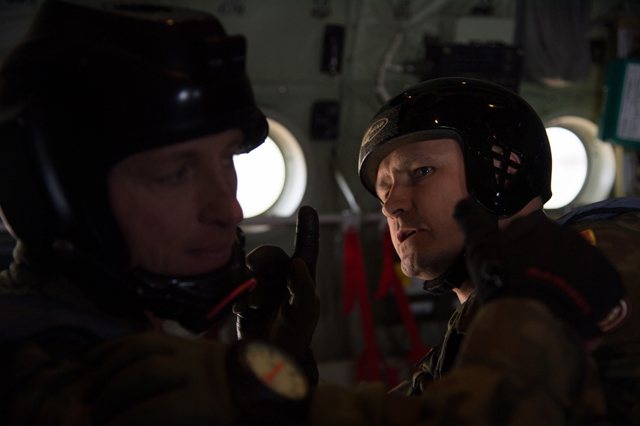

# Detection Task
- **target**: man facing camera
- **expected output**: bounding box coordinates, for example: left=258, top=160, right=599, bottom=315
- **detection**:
left=358, top=77, right=638, bottom=425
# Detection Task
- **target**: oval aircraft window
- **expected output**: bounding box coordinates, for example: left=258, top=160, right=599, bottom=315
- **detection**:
left=543, top=116, right=616, bottom=212
left=234, top=118, right=307, bottom=219
left=545, top=127, right=588, bottom=209
left=234, top=136, right=286, bottom=218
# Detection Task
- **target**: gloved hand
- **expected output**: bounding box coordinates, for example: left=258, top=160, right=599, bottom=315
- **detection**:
left=84, top=331, right=237, bottom=426
left=453, top=198, right=625, bottom=339
left=234, top=206, right=320, bottom=364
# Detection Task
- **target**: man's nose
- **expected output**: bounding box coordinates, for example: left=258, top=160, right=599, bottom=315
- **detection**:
left=381, top=184, right=411, bottom=218
left=198, top=169, right=243, bottom=226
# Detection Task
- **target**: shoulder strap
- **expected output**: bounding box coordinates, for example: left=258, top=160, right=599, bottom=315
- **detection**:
left=556, top=197, right=640, bottom=227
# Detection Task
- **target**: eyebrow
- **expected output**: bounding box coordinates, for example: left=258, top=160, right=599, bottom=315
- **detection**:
left=375, top=160, right=409, bottom=195
left=375, top=153, right=443, bottom=194
left=168, top=132, right=245, bottom=159
left=396, top=156, right=421, bottom=170
left=375, top=176, right=390, bottom=195
left=138, top=132, right=245, bottom=168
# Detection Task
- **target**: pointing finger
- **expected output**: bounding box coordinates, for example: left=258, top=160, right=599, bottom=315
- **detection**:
left=292, top=205, right=319, bottom=282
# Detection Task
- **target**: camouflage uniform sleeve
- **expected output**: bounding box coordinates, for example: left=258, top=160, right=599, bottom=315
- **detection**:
left=421, top=298, right=608, bottom=426
left=568, top=211, right=640, bottom=424
left=0, top=334, right=93, bottom=425
left=310, top=298, right=606, bottom=426
left=310, top=382, right=438, bottom=426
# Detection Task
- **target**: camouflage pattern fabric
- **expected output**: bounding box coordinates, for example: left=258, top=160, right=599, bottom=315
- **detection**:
left=310, top=298, right=602, bottom=426
left=566, top=210, right=640, bottom=424
left=0, top=242, right=139, bottom=425
left=419, top=298, right=606, bottom=426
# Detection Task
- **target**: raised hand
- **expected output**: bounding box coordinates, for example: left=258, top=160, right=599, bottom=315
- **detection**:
left=234, top=206, right=320, bottom=367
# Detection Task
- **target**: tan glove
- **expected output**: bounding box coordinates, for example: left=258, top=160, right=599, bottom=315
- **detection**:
left=234, top=206, right=320, bottom=368
left=84, top=331, right=238, bottom=426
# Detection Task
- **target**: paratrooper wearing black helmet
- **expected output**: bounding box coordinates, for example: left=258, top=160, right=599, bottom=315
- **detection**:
left=0, top=2, right=323, bottom=424
left=359, top=77, right=640, bottom=424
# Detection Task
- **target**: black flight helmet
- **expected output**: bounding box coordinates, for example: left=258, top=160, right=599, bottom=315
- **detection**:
left=359, top=77, right=552, bottom=218
left=0, top=0, right=268, bottom=331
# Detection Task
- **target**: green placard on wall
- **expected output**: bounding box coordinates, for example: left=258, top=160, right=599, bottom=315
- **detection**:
left=599, top=58, right=640, bottom=148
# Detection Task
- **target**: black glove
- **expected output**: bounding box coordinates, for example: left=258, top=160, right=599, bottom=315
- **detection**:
left=453, top=198, right=625, bottom=339
left=234, top=206, right=320, bottom=378
left=85, top=331, right=237, bottom=426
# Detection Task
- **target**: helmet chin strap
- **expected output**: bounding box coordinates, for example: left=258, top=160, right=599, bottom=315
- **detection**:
left=61, top=227, right=251, bottom=334
left=128, top=228, right=251, bottom=333
left=422, top=252, right=468, bottom=296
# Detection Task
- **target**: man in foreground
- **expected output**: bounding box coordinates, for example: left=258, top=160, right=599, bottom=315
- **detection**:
left=0, top=2, right=324, bottom=424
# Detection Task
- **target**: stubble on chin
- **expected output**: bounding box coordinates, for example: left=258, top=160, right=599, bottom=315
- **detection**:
left=399, top=248, right=457, bottom=281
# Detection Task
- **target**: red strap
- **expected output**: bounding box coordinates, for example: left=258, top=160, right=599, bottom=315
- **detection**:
left=342, top=228, right=361, bottom=316
left=374, top=226, right=397, bottom=299
left=343, top=227, right=398, bottom=385
left=375, top=226, right=430, bottom=364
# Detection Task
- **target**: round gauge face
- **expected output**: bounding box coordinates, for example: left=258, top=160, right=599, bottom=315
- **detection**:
left=243, top=341, right=309, bottom=400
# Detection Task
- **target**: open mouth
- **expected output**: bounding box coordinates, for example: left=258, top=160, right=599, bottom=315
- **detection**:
left=398, top=229, right=418, bottom=243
